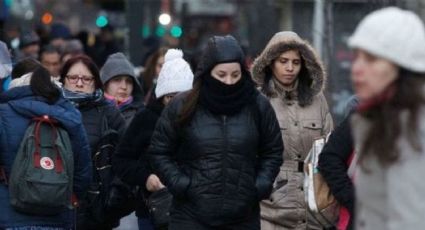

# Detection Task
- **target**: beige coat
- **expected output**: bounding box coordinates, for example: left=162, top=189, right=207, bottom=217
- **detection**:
left=251, top=31, right=333, bottom=230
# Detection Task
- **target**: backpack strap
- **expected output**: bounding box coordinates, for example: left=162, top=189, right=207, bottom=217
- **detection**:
left=32, top=115, right=63, bottom=173
left=0, top=165, right=8, bottom=185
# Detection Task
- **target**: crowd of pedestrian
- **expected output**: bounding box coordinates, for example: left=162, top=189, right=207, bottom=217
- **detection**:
left=0, top=6, right=423, bottom=230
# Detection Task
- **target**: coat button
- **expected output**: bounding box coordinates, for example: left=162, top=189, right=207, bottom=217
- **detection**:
left=294, top=122, right=298, bottom=126
left=312, top=123, right=316, bottom=127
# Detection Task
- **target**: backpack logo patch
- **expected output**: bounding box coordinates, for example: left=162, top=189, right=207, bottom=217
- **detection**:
left=40, top=157, right=54, bottom=170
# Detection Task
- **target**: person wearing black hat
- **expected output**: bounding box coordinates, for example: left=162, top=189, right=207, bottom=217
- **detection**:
left=18, top=31, right=40, bottom=60
left=148, top=35, right=283, bottom=230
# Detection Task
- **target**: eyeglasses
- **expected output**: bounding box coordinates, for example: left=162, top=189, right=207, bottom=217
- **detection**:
left=66, top=74, right=94, bottom=85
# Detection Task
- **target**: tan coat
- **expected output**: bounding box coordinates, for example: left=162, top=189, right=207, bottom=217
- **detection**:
left=251, top=31, right=333, bottom=230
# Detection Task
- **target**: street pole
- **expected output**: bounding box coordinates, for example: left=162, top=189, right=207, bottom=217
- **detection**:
left=313, top=0, right=325, bottom=58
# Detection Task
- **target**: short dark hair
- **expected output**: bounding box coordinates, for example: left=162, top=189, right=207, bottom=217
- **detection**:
left=39, top=45, right=61, bottom=59
left=11, top=58, right=41, bottom=79
left=60, top=54, right=102, bottom=89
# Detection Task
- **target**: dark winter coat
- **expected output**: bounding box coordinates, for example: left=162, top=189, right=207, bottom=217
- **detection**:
left=318, top=116, right=355, bottom=230
left=0, top=86, right=92, bottom=229
left=77, top=98, right=126, bottom=151
left=119, top=97, right=144, bottom=126
left=149, top=92, right=283, bottom=226
left=113, top=101, right=163, bottom=218
left=71, top=95, right=126, bottom=229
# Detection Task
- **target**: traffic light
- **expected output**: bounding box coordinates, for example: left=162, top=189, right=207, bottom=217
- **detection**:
left=96, top=15, right=108, bottom=27
left=155, top=25, right=166, bottom=37
left=170, top=25, right=182, bottom=38
left=141, top=25, right=150, bottom=38
left=41, top=12, right=53, bottom=25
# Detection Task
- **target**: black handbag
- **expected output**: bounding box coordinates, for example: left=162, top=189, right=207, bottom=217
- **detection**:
left=146, top=188, right=173, bottom=228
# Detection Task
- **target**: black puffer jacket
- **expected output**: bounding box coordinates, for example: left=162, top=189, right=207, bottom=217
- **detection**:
left=113, top=100, right=163, bottom=218
left=78, top=99, right=126, bottom=150
left=318, top=116, right=355, bottom=230
left=149, top=92, right=283, bottom=226
left=72, top=97, right=126, bottom=229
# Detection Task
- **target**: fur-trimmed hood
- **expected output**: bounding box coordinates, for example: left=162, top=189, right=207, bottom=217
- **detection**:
left=251, top=31, right=326, bottom=104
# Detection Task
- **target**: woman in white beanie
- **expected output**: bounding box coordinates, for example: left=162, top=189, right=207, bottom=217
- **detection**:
left=113, top=49, right=194, bottom=230
left=348, top=7, right=425, bottom=230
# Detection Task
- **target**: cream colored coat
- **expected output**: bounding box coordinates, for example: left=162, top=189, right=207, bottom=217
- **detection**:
left=251, top=31, right=333, bottom=230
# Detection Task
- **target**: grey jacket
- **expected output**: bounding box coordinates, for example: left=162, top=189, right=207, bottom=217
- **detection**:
left=352, top=111, right=425, bottom=230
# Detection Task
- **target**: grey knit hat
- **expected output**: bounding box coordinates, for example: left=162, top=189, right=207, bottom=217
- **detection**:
left=100, top=52, right=137, bottom=84
left=100, top=52, right=143, bottom=97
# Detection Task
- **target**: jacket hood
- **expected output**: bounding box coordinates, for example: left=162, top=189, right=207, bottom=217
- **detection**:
left=1, top=86, right=82, bottom=129
left=251, top=31, right=326, bottom=100
left=195, top=35, right=246, bottom=79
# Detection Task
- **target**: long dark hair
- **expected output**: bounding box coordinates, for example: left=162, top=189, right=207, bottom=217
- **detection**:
left=60, top=54, right=102, bottom=89
left=176, top=78, right=202, bottom=126
left=11, top=58, right=40, bottom=79
left=141, top=47, right=168, bottom=93
left=30, top=66, right=60, bottom=104
left=360, top=69, right=425, bottom=166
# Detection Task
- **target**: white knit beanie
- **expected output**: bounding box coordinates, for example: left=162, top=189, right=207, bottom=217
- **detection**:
left=348, top=7, right=425, bottom=72
left=155, top=49, right=194, bottom=98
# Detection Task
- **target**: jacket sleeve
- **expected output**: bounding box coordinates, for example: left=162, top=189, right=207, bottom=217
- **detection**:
left=256, top=96, right=284, bottom=200
left=148, top=99, right=190, bottom=198
left=104, top=105, right=126, bottom=137
left=318, top=116, right=355, bottom=214
left=112, top=109, right=154, bottom=187
left=69, top=122, right=92, bottom=200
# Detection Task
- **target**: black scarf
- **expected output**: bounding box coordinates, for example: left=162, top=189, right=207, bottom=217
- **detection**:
left=199, top=73, right=258, bottom=115
left=62, top=88, right=104, bottom=108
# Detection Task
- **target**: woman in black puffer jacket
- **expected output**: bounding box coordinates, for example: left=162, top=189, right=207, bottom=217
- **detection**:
left=148, top=35, right=283, bottom=230
left=60, top=54, right=126, bottom=230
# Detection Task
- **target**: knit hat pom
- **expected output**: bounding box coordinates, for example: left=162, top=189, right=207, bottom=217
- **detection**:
left=155, top=49, right=194, bottom=98
left=164, top=49, right=183, bottom=62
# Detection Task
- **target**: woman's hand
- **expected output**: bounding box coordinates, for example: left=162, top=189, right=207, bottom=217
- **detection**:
left=146, top=174, right=165, bottom=192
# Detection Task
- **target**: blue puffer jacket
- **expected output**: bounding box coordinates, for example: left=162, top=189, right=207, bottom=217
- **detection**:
left=0, top=86, right=92, bottom=229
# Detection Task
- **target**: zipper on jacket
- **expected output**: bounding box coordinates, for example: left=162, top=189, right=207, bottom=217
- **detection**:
left=221, top=115, right=228, bottom=209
